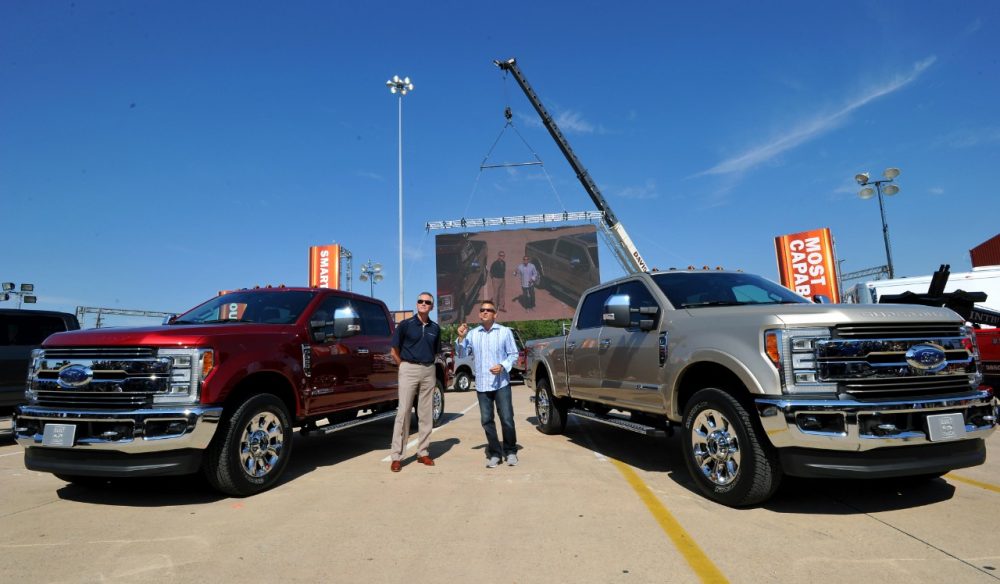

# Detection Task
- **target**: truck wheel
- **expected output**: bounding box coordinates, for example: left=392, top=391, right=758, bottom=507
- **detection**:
left=413, top=379, right=446, bottom=428
left=682, top=388, right=781, bottom=507
left=454, top=370, right=473, bottom=392
left=535, top=377, right=567, bottom=435
left=203, top=393, right=293, bottom=497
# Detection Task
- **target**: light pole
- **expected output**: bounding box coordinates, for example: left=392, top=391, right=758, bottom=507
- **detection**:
left=386, top=74, right=413, bottom=311
left=358, top=260, right=384, bottom=297
left=855, top=167, right=901, bottom=279
left=1, top=282, right=37, bottom=308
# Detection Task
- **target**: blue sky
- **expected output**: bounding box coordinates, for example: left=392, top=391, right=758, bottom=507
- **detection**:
left=2, top=1, right=998, bottom=320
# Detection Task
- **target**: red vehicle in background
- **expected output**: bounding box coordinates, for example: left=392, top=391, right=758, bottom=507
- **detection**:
left=14, top=287, right=448, bottom=496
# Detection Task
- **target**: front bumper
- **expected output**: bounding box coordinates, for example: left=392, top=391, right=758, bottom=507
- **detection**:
left=14, top=404, right=223, bottom=453
left=756, top=390, right=997, bottom=478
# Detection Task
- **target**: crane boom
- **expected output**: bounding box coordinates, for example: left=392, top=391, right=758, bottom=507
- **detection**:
left=494, top=57, right=648, bottom=273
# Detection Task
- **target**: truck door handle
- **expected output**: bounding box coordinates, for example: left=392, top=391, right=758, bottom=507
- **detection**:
left=599, top=339, right=611, bottom=349
left=567, top=342, right=576, bottom=352
left=356, top=348, right=370, bottom=355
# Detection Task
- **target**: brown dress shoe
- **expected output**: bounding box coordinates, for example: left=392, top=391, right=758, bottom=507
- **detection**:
left=390, top=460, right=402, bottom=472
left=416, top=455, right=435, bottom=466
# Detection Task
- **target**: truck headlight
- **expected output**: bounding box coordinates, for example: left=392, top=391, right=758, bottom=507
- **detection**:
left=960, top=326, right=983, bottom=387
left=24, top=348, right=43, bottom=401
left=764, top=328, right=837, bottom=394
left=157, top=348, right=215, bottom=404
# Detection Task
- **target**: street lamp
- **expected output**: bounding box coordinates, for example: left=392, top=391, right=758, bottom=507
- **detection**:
left=1, top=282, right=37, bottom=308
left=386, top=74, right=414, bottom=311
left=855, top=167, right=902, bottom=279
left=358, top=260, right=384, bottom=297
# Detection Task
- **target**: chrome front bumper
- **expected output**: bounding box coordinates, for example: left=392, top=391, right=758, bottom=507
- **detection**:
left=14, top=404, right=224, bottom=454
left=756, top=390, right=997, bottom=452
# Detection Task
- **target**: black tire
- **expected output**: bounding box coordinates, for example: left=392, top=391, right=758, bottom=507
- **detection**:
left=454, top=370, right=473, bottom=392
left=203, top=393, right=293, bottom=497
left=681, top=388, right=781, bottom=507
left=535, top=377, right=567, bottom=435
left=412, top=379, right=446, bottom=428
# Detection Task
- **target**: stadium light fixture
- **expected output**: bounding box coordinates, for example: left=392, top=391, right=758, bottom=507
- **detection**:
left=856, top=167, right=902, bottom=279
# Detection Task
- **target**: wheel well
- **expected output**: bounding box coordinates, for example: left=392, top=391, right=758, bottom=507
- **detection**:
left=456, top=365, right=472, bottom=376
left=224, top=372, right=297, bottom=419
left=675, top=362, right=749, bottom=414
left=533, top=362, right=550, bottom=388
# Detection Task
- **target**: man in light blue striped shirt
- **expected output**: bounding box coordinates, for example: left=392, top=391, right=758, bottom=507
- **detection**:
left=455, top=299, right=520, bottom=467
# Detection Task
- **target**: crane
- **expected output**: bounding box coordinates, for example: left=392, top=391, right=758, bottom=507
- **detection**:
left=494, top=57, right=649, bottom=274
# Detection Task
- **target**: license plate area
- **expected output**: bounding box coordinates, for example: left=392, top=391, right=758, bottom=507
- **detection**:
left=42, top=423, right=77, bottom=447
left=926, top=413, right=966, bottom=442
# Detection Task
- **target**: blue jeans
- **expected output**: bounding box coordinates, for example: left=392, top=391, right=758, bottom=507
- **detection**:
left=477, top=385, right=517, bottom=460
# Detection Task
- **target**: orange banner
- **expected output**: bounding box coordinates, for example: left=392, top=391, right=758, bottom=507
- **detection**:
left=774, top=228, right=840, bottom=303
left=309, top=244, right=341, bottom=289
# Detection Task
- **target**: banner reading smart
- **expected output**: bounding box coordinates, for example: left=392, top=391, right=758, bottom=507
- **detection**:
left=774, top=228, right=840, bottom=303
left=308, top=244, right=341, bottom=289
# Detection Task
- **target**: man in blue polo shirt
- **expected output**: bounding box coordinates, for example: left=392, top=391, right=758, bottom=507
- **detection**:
left=388, top=291, right=441, bottom=472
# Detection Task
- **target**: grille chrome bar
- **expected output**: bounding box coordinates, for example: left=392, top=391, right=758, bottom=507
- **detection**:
left=835, top=323, right=963, bottom=339
left=40, top=347, right=157, bottom=359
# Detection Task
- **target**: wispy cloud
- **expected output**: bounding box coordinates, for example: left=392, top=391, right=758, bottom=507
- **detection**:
left=613, top=179, right=659, bottom=200
left=517, top=109, right=604, bottom=135
left=357, top=170, right=385, bottom=181
left=934, top=127, right=1000, bottom=149
left=964, top=18, right=982, bottom=36
left=696, top=56, right=937, bottom=177
left=928, top=187, right=945, bottom=196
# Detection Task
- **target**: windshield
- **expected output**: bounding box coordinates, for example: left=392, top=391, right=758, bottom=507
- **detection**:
left=173, top=290, right=318, bottom=325
left=651, top=272, right=808, bottom=309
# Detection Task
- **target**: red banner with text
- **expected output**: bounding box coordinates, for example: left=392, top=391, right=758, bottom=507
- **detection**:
left=309, top=244, right=341, bottom=289
left=774, top=228, right=840, bottom=303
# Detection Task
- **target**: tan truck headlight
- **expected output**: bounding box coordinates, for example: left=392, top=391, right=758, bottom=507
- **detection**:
left=765, top=328, right=837, bottom=394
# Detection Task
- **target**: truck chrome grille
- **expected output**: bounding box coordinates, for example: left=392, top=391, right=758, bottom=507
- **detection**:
left=834, top=323, right=963, bottom=339
left=30, top=347, right=173, bottom=409
left=815, top=330, right=976, bottom=399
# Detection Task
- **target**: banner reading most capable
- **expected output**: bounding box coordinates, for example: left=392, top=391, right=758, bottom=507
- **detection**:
left=308, top=244, right=340, bottom=289
left=774, top=228, right=840, bottom=303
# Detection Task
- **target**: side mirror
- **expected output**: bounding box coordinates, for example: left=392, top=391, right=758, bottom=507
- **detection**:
left=603, top=294, right=632, bottom=328
left=813, top=295, right=832, bottom=304
left=163, top=314, right=179, bottom=325
left=311, top=307, right=361, bottom=341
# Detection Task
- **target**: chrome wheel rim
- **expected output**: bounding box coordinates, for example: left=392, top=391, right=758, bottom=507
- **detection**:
left=690, top=408, right=740, bottom=486
left=432, top=387, right=443, bottom=422
left=457, top=374, right=470, bottom=391
left=536, top=387, right=550, bottom=425
left=239, top=411, right=284, bottom=478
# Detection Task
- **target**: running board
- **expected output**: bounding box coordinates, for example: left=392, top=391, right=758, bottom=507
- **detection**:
left=567, top=408, right=667, bottom=437
left=302, top=409, right=398, bottom=436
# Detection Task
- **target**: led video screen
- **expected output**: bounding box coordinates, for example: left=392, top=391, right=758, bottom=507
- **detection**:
left=435, top=224, right=600, bottom=325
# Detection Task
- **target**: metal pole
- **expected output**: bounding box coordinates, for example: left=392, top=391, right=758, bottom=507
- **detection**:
left=875, top=182, right=895, bottom=279
left=397, top=94, right=404, bottom=311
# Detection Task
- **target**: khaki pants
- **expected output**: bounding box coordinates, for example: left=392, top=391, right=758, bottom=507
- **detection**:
left=491, top=276, right=506, bottom=310
left=390, top=362, right=436, bottom=461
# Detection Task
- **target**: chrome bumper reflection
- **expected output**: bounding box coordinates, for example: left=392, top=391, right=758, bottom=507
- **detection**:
left=13, top=405, right=224, bottom=453
left=756, top=390, right=997, bottom=451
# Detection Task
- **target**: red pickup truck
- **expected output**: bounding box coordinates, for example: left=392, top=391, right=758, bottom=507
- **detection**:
left=14, top=287, right=447, bottom=496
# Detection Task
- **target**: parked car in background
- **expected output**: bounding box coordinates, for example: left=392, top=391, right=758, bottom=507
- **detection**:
left=0, top=309, right=80, bottom=415
left=436, top=237, right=488, bottom=325
left=526, top=233, right=600, bottom=307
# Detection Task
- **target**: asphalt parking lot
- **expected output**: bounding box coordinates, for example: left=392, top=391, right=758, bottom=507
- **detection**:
left=1, top=388, right=998, bottom=584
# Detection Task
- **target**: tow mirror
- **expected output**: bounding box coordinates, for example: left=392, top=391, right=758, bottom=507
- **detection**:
left=311, top=306, right=361, bottom=342
left=163, top=314, right=179, bottom=325
left=603, top=294, right=632, bottom=328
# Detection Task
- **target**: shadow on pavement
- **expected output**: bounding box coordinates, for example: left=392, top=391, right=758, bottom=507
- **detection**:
left=56, top=474, right=225, bottom=506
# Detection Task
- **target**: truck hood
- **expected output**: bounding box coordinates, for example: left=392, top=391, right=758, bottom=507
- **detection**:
left=43, top=323, right=300, bottom=347
left=684, top=302, right=962, bottom=327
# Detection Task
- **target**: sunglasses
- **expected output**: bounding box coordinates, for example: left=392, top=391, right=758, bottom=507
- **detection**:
left=417, top=299, right=434, bottom=306
left=479, top=308, right=496, bottom=313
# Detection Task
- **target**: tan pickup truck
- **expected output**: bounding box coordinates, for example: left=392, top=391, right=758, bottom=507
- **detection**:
left=524, top=269, right=997, bottom=506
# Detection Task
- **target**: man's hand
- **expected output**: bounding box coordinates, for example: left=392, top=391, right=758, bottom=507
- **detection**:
left=489, top=364, right=503, bottom=375
left=457, top=323, right=469, bottom=339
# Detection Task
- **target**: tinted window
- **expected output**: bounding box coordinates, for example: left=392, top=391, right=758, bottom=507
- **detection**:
left=576, top=286, right=615, bottom=329
left=356, top=301, right=390, bottom=337
left=1, top=314, right=68, bottom=346
left=652, top=272, right=807, bottom=308
left=531, top=239, right=556, bottom=254
left=174, top=290, right=318, bottom=324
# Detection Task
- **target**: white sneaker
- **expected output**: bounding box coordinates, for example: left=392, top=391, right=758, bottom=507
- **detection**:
left=486, top=456, right=500, bottom=468
left=506, top=453, right=518, bottom=466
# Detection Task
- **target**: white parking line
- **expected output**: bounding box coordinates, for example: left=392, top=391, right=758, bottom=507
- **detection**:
left=380, top=400, right=479, bottom=462
left=0, top=451, right=24, bottom=458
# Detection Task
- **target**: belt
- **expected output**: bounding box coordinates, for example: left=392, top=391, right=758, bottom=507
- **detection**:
left=402, top=360, right=434, bottom=366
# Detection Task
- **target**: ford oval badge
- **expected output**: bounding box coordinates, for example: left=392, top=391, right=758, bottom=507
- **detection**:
left=905, top=344, right=948, bottom=372
left=57, top=364, right=94, bottom=388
